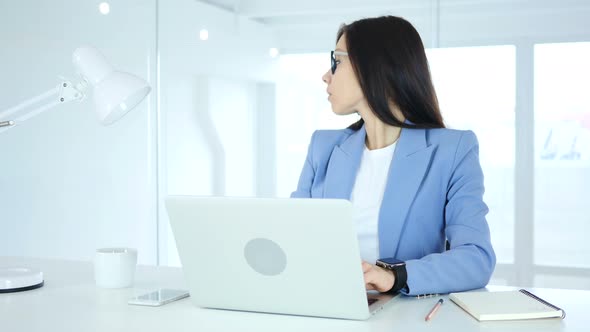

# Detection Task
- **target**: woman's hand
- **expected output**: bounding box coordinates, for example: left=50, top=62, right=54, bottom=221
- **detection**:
left=362, top=261, right=395, bottom=292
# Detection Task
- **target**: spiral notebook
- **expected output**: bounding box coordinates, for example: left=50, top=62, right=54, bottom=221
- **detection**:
left=449, top=289, right=566, bottom=321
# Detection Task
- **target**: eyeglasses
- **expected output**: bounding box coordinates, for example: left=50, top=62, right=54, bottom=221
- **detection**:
left=331, top=50, right=348, bottom=74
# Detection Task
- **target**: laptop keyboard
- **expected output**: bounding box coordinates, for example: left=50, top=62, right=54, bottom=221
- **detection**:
left=367, top=298, right=378, bottom=306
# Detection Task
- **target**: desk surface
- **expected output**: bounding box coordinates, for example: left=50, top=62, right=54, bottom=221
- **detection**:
left=1, top=256, right=585, bottom=332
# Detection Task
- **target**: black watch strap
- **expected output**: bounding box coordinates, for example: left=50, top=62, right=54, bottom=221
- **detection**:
left=387, top=264, right=408, bottom=293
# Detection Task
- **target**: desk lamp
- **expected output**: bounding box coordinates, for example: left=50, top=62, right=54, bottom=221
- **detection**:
left=0, top=46, right=151, bottom=293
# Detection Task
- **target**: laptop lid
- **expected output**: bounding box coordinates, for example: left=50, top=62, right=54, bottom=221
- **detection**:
left=165, top=196, right=378, bottom=320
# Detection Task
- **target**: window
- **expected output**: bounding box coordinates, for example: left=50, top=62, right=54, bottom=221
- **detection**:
left=427, top=46, right=516, bottom=264
left=275, top=44, right=590, bottom=289
left=534, top=42, right=590, bottom=268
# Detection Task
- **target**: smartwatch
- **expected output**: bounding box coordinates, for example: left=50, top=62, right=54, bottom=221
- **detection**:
left=375, top=257, right=407, bottom=293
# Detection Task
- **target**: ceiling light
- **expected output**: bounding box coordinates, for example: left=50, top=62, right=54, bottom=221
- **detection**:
left=99, top=2, right=110, bottom=15
left=269, top=48, right=279, bottom=58
left=199, top=29, right=209, bottom=41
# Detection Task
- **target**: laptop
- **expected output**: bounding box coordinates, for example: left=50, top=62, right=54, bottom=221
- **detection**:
left=165, top=196, right=397, bottom=320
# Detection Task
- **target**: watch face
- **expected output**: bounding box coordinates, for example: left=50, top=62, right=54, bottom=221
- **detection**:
left=377, top=258, right=405, bottom=268
left=388, top=262, right=405, bottom=267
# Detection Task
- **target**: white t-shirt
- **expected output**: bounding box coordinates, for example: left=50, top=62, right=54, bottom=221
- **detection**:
left=350, top=141, right=396, bottom=264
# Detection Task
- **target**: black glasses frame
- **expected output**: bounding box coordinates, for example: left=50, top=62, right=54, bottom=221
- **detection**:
left=331, top=50, right=349, bottom=74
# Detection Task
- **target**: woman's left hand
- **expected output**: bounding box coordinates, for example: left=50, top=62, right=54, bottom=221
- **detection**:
left=362, top=261, right=395, bottom=292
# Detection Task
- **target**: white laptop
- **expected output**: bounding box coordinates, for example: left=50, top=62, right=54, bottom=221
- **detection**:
left=165, top=196, right=397, bottom=320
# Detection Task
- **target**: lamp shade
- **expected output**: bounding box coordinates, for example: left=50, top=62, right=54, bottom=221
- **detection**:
left=72, top=47, right=151, bottom=125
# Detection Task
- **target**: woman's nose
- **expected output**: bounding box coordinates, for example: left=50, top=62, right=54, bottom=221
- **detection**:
left=322, top=70, right=331, bottom=84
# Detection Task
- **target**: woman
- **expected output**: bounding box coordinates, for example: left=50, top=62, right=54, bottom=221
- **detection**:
left=291, top=16, right=496, bottom=296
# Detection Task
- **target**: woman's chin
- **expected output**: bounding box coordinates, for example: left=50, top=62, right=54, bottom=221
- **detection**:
left=331, top=108, right=356, bottom=116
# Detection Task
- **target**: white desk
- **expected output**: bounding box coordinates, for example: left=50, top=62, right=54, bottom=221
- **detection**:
left=1, top=257, right=585, bottom=332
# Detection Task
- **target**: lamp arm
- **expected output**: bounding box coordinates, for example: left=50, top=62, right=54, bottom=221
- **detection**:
left=0, top=79, right=87, bottom=132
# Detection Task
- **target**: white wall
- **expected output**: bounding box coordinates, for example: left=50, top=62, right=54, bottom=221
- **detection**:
left=0, top=0, right=279, bottom=267
left=158, top=0, right=278, bottom=265
left=0, top=0, right=159, bottom=264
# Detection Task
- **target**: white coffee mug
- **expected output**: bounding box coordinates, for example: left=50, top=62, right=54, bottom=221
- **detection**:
left=94, top=248, right=137, bottom=288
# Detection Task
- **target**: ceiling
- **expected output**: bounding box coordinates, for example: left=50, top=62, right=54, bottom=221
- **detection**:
left=196, top=0, right=590, bottom=53
left=197, top=0, right=590, bottom=27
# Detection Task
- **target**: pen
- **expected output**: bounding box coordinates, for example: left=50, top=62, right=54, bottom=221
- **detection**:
left=0, top=120, right=14, bottom=128
left=425, top=298, right=444, bottom=322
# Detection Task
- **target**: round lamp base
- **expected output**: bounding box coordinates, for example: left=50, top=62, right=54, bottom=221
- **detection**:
left=0, top=267, right=44, bottom=293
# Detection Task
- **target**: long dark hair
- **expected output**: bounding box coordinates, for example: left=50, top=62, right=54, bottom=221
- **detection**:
left=337, top=16, right=445, bottom=130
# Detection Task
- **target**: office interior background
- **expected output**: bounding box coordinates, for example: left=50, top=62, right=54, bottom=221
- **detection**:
left=1, top=0, right=588, bottom=290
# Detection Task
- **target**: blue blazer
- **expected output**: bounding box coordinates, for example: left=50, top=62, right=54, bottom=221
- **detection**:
left=291, top=125, right=496, bottom=295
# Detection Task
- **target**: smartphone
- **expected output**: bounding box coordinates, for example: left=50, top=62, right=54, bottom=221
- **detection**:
left=128, top=288, right=189, bottom=307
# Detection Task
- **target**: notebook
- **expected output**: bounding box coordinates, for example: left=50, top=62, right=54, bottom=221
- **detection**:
left=449, top=289, right=566, bottom=321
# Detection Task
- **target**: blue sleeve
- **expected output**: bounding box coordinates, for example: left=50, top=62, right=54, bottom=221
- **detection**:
left=401, top=131, right=496, bottom=295
left=290, top=131, right=317, bottom=198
